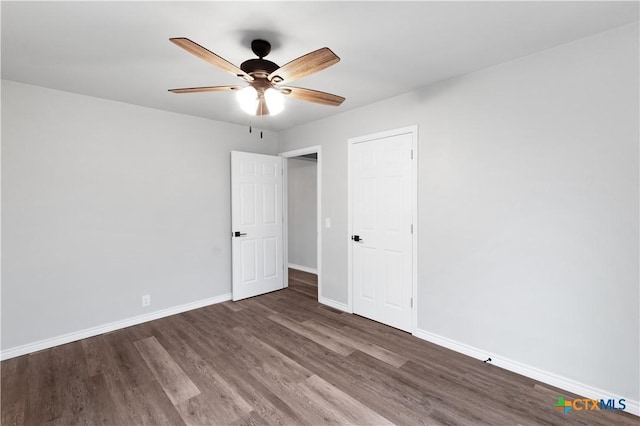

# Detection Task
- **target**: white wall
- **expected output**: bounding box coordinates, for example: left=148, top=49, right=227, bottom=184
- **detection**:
left=1, top=21, right=637, bottom=408
left=1, top=80, right=278, bottom=351
left=278, top=23, right=639, bottom=402
left=287, top=157, right=317, bottom=271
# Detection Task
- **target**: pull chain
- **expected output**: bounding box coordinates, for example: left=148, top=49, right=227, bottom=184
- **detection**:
left=260, top=101, right=264, bottom=139
left=246, top=106, right=266, bottom=139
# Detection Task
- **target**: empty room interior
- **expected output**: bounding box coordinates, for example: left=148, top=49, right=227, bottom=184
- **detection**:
left=1, top=1, right=639, bottom=425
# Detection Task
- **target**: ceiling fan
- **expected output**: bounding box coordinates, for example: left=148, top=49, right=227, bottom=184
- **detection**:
left=169, top=38, right=345, bottom=116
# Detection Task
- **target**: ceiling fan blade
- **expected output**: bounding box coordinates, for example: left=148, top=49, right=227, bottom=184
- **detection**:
left=281, top=86, right=345, bottom=106
left=170, top=38, right=252, bottom=81
left=170, top=88, right=271, bottom=115
left=269, top=47, right=339, bottom=84
left=168, top=85, right=242, bottom=94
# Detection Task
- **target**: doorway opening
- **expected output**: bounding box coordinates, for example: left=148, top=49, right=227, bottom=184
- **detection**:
left=280, top=146, right=322, bottom=301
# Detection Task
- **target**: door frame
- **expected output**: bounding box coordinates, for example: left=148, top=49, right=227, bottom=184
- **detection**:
left=279, top=146, right=322, bottom=301
left=347, top=125, right=418, bottom=333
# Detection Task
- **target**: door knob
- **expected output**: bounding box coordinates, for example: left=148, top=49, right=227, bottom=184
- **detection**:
left=351, top=235, right=363, bottom=242
left=233, top=231, right=247, bottom=237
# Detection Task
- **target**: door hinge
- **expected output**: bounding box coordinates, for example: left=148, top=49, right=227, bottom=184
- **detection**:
left=411, top=149, right=413, bottom=160
left=410, top=297, right=413, bottom=308
left=411, top=224, right=413, bottom=234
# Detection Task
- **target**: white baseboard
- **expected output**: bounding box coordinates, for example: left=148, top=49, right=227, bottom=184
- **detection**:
left=288, top=263, right=318, bottom=274
left=318, top=296, right=351, bottom=313
left=0, top=293, right=232, bottom=361
left=413, top=328, right=639, bottom=417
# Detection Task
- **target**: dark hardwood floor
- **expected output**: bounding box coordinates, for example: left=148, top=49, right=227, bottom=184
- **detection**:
left=2, top=271, right=635, bottom=425
left=287, top=268, right=318, bottom=298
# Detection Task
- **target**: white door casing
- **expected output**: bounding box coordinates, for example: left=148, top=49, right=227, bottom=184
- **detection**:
left=231, top=151, right=284, bottom=301
left=349, top=127, right=417, bottom=332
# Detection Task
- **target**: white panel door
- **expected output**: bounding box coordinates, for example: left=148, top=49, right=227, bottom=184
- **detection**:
left=231, top=151, right=284, bottom=301
left=351, top=132, right=413, bottom=331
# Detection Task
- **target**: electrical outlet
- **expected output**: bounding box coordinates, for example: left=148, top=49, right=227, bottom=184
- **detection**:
left=142, top=295, right=151, bottom=307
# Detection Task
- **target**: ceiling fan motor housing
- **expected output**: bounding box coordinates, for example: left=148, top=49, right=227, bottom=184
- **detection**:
left=241, top=39, right=279, bottom=76
left=240, top=58, right=279, bottom=76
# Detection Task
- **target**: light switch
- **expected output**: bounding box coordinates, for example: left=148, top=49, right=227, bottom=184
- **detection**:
left=325, top=218, right=331, bottom=228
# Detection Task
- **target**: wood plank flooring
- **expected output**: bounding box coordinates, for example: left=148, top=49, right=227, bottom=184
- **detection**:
left=2, top=270, right=636, bottom=425
left=287, top=268, right=318, bottom=298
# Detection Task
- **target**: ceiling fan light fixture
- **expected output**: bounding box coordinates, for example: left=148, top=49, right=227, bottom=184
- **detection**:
left=236, top=86, right=259, bottom=115
left=236, top=86, right=284, bottom=116
left=264, top=88, right=284, bottom=116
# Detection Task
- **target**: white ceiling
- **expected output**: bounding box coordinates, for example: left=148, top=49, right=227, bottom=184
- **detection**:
left=2, top=1, right=638, bottom=130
